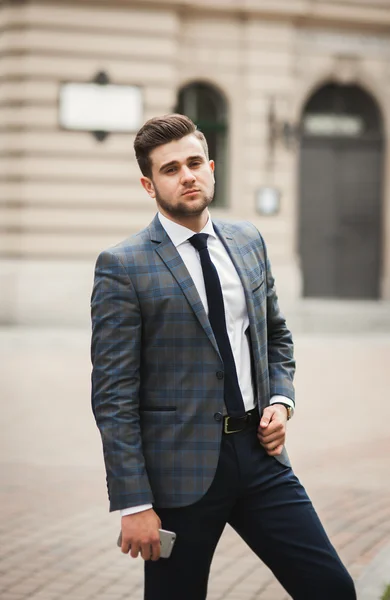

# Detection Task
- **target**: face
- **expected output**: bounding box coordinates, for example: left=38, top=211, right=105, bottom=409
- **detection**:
left=140, top=134, right=215, bottom=223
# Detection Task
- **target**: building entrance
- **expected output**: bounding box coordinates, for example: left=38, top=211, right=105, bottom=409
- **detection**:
left=299, top=83, right=384, bottom=298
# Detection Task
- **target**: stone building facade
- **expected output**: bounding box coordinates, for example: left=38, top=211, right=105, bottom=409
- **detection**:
left=1, top=0, right=390, bottom=324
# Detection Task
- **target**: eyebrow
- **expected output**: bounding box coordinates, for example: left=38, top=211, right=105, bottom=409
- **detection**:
left=159, top=154, right=205, bottom=173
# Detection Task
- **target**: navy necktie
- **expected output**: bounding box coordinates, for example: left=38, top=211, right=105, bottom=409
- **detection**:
left=189, top=233, right=246, bottom=418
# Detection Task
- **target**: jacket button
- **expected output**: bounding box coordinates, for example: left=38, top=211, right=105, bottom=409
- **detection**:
left=216, top=371, right=224, bottom=380
left=214, top=412, right=223, bottom=422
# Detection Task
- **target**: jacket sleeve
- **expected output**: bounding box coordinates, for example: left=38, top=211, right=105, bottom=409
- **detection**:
left=261, top=235, right=296, bottom=404
left=91, top=249, right=154, bottom=512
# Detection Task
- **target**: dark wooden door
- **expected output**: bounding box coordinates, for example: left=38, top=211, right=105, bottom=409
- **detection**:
left=300, top=140, right=338, bottom=297
left=299, top=85, right=383, bottom=299
left=335, top=141, right=382, bottom=298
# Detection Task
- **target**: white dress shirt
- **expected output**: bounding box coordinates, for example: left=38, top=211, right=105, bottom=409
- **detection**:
left=120, top=212, right=294, bottom=517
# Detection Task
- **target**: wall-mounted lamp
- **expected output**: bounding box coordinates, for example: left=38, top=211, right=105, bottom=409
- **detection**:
left=256, top=186, right=281, bottom=216
left=268, top=98, right=299, bottom=151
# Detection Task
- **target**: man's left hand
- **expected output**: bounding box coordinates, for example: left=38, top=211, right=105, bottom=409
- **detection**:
left=257, top=404, right=288, bottom=456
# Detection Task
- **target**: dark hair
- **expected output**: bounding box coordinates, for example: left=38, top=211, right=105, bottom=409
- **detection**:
left=134, top=113, right=209, bottom=178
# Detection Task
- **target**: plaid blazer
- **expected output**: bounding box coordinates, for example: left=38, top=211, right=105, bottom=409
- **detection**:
left=91, top=214, right=295, bottom=512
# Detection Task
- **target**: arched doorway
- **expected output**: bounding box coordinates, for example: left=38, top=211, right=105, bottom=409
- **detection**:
left=176, top=82, right=228, bottom=208
left=299, top=83, right=384, bottom=298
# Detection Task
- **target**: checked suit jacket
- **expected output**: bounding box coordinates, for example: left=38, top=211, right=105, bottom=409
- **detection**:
left=91, top=214, right=295, bottom=512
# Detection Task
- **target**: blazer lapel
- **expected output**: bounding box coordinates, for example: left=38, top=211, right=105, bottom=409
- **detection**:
left=213, top=221, right=257, bottom=292
left=213, top=221, right=261, bottom=335
left=148, top=215, right=221, bottom=358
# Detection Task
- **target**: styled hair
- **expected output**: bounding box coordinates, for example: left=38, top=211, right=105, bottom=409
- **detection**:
left=134, top=113, right=209, bottom=178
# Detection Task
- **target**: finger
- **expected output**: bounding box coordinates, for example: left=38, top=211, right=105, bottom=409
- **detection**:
left=258, top=439, right=285, bottom=454
left=258, top=423, right=284, bottom=440
left=130, top=542, right=140, bottom=559
left=141, top=543, right=153, bottom=561
left=260, top=410, right=272, bottom=428
left=258, top=427, right=285, bottom=443
left=260, top=405, right=282, bottom=429
left=267, top=444, right=284, bottom=456
left=151, top=539, right=161, bottom=561
left=259, top=436, right=286, bottom=450
left=121, top=538, right=131, bottom=554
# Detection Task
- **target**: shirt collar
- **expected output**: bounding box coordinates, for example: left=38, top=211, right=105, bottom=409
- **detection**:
left=158, top=212, right=217, bottom=248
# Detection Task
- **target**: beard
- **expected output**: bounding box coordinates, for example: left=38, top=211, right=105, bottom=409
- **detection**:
left=154, top=183, right=214, bottom=219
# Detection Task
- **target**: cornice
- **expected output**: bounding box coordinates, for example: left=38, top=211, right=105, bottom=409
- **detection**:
left=3, top=0, right=390, bottom=30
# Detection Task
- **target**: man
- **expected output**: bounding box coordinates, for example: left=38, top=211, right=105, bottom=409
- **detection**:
left=91, top=114, right=356, bottom=599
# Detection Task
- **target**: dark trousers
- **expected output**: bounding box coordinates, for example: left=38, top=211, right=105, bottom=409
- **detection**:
left=144, top=425, right=356, bottom=600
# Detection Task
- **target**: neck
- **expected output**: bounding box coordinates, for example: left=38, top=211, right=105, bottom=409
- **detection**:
left=158, top=208, right=209, bottom=232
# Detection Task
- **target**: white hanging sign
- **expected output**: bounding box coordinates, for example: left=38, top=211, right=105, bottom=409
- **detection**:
left=59, top=82, right=143, bottom=132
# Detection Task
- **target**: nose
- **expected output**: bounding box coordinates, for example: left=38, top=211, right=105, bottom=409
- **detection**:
left=180, top=165, right=196, bottom=184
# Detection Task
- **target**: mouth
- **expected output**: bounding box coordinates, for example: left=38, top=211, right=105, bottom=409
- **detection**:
left=182, top=189, right=200, bottom=196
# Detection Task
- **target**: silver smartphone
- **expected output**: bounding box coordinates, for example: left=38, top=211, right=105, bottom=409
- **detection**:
left=117, top=528, right=176, bottom=559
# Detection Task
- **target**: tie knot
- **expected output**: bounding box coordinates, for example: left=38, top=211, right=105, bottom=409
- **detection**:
left=189, top=233, right=209, bottom=252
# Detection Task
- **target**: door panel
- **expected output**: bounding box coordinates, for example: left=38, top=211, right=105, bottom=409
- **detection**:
left=299, top=139, right=382, bottom=299
left=299, top=141, right=338, bottom=297
left=335, top=142, right=382, bottom=298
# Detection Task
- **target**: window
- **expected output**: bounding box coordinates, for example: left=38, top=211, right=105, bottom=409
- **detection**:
left=176, top=82, right=228, bottom=208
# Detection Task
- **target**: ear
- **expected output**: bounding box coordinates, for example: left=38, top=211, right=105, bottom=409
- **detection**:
left=209, top=160, right=215, bottom=181
left=140, top=176, right=156, bottom=198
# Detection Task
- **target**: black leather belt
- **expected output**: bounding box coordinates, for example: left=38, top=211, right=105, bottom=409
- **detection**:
left=223, top=409, right=259, bottom=434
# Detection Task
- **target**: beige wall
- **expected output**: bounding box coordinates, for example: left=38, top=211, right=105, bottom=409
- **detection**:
left=1, top=2, right=180, bottom=257
left=1, top=0, right=390, bottom=324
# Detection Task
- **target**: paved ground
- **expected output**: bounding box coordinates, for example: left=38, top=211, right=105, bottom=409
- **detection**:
left=1, top=321, right=390, bottom=599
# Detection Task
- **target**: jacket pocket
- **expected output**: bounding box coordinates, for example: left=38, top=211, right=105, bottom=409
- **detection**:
left=252, top=280, right=265, bottom=294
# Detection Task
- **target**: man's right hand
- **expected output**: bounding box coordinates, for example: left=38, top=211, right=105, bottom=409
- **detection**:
left=120, top=508, right=162, bottom=561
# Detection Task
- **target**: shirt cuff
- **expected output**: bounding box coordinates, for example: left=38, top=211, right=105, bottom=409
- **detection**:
left=270, top=395, right=295, bottom=416
left=120, top=504, right=153, bottom=517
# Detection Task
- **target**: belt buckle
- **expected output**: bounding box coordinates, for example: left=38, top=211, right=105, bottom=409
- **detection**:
left=224, top=415, right=245, bottom=434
